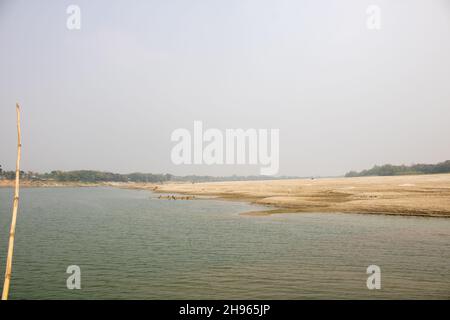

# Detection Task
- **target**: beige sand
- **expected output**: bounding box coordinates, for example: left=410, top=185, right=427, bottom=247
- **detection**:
left=152, top=174, right=450, bottom=217
left=2, top=174, right=449, bottom=217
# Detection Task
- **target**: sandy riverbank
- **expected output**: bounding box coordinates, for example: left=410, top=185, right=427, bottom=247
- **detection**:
left=0, top=180, right=95, bottom=188
left=0, top=180, right=156, bottom=189
left=151, top=174, right=450, bottom=217
left=2, top=175, right=450, bottom=217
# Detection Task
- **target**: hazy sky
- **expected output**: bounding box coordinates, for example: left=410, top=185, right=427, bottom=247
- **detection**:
left=1, top=0, right=449, bottom=176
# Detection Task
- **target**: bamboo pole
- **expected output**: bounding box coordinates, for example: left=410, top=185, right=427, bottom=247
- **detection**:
left=2, top=103, right=21, bottom=300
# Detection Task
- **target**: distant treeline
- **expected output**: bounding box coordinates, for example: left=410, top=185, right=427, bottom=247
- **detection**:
left=0, top=168, right=173, bottom=183
left=345, top=160, right=450, bottom=177
left=0, top=166, right=298, bottom=183
left=38, top=171, right=174, bottom=183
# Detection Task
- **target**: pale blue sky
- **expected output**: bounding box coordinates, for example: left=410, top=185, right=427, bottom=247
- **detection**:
left=1, top=0, right=449, bottom=176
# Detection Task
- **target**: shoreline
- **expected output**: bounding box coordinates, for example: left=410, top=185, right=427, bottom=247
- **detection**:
left=151, top=190, right=450, bottom=218
left=151, top=174, right=450, bottom=218
left=1, top=174, right=450, bottom=218
left=0, top=180, right=157, bottom=189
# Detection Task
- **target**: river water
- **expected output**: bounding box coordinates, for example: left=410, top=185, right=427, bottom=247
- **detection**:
left=0, top=187, right=448, bottom=299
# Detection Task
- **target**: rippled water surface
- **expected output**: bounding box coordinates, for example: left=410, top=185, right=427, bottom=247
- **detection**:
left=0, top=187, right=448, bottom=299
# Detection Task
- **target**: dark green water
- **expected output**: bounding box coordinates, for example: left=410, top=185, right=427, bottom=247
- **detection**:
left=0, top=187, right=448, bottom=299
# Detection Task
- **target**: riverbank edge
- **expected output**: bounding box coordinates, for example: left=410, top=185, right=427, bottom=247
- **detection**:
left=1, top=178, right=449, bottom=218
